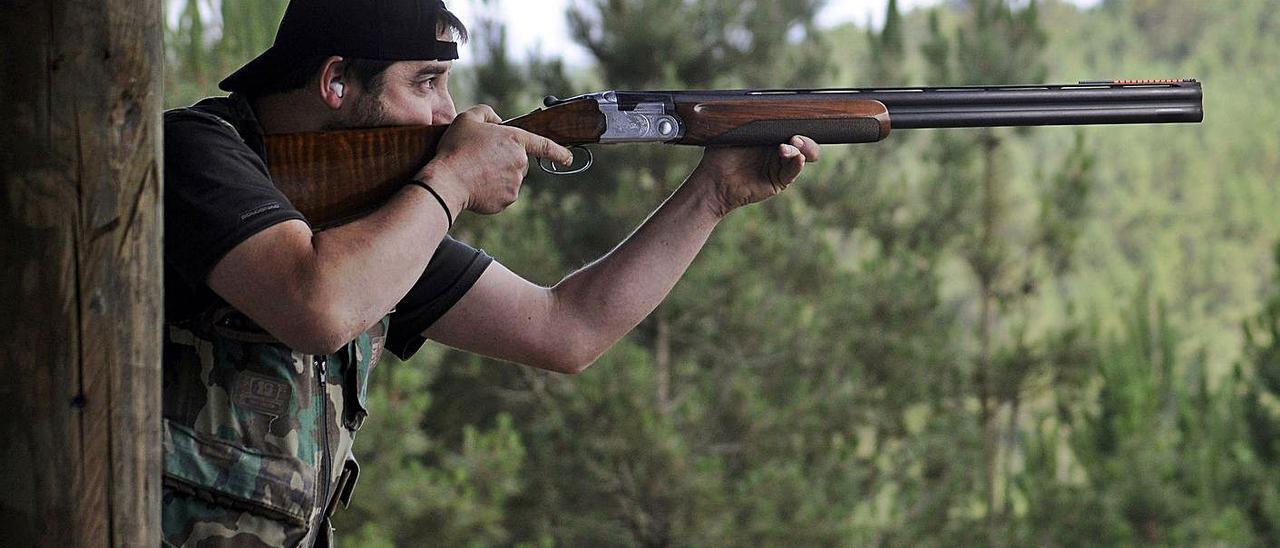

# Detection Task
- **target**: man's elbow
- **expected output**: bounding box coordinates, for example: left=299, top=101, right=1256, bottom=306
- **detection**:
left=276, top=304, right=359, bottom=355
left=551, top=352, right=599, bottom=375
left=290, top=333, right=350, bottom=356
left=279, top=329, right=348, bottom=356
left=539, top=336, right=606, bottom=375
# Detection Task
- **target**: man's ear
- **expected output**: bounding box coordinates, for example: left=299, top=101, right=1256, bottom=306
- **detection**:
left=317, top=55, right=346, bottom=110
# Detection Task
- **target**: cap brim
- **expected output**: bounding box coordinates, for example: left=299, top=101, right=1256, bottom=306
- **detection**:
left=218, top=46, right=297, bottom=93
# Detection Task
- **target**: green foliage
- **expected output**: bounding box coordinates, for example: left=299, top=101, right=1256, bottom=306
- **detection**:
left=331, top=347, right=528, bottom=547
left=1238, top=244, right=1280, bottom=544
left=164, top=0, right=288, bottom=107
left=566, top=0, right=828, bottom=89
left=868, top=0, right=906, bottom=83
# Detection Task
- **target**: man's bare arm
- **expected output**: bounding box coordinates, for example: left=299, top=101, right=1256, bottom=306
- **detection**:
left=425, top=136, right=820, bottom=373
left=209, top=186, right=452, bottom=354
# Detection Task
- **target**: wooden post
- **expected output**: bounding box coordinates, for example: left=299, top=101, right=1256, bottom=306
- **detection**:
left=0, top=0, right=163, bottom=546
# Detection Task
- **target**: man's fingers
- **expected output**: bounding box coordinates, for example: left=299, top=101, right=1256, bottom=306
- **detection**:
left=790, top=135, right=821, bottom=162
left=513, top=130, right=574, bottom=166
left=776, top=143, right=806, bottom=185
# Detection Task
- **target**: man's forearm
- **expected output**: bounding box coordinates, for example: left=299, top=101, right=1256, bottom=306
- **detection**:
left=549, top=174, right=725, bottom=360
left=295, top=185, right=452, bottom=349
left=418, top=141, right=813, bottom=371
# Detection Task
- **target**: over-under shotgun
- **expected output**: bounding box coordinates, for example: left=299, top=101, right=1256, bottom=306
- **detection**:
left=264, top=79, right=1203, bottom=228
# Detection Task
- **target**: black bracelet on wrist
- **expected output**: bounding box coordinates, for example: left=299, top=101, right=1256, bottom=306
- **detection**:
left=408, top=179, right=454, bottom=228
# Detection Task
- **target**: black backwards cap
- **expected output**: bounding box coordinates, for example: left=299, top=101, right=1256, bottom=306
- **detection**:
left=219, top=0, right=460, bottom=93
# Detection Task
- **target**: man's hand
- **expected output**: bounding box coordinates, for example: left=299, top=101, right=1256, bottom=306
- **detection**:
left=418, top=105, right=574, bottom=215
left=689, top=135, right=821, bottom=218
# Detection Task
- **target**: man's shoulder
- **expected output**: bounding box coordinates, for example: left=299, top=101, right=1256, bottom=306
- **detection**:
left=165, top=95, right=243, bottom=119
left=167, top=95, right=264, bottom=144
left=166, top=96, right=240, bottom=131
left=163, top=94, right=274, bottom=189
left=163, top=94, right=274, bottom=168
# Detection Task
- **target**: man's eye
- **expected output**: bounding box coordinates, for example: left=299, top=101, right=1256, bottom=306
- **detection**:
left=418, top=78, right=437, bottom=90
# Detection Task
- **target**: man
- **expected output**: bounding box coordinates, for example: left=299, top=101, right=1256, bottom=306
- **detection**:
left=162, top=0, right=819, bottom=546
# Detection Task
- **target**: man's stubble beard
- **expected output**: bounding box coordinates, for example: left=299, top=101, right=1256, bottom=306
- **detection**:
left=323, top=91, right=390, bottom=130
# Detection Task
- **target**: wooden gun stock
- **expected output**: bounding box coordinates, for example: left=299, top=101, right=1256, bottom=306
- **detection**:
left=265, top=124, right=447, bottom=229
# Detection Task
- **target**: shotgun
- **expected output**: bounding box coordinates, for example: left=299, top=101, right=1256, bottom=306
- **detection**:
left=264, top=79, right=1203, bottom=228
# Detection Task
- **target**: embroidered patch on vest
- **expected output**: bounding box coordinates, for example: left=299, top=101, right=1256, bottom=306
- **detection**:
left=232, top=372, right=292, bottom=417
left=370, top=336, right=385, bottom=368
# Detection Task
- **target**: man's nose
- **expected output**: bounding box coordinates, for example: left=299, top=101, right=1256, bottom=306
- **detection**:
left=435, top=104, right=457, bottom=124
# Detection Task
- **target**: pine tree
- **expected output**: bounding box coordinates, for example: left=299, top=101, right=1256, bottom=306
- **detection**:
left=1239, top=242, right=1280, bottom=543
left=915, top=2, right=1110, bottom=543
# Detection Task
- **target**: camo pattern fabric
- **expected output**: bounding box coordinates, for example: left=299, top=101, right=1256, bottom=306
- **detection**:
left=161, top=306, right=386, bottom=547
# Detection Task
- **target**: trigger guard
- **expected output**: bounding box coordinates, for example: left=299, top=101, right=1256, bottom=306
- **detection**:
left=538, top=146, right=593, bottom=176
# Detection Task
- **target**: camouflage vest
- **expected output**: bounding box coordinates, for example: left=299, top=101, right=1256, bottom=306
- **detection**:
left=161, top=306, right=387, bottom=547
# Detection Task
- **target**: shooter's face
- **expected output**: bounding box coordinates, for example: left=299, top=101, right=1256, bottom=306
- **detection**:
left=345, top=59, right=458, bottom=128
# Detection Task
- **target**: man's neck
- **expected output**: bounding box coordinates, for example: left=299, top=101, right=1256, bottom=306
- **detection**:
left=252, top=91, right=330, bottom=134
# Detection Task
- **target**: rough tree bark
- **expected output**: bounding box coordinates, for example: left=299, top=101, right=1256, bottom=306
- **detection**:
left=0, top=0, right=163, bottom=546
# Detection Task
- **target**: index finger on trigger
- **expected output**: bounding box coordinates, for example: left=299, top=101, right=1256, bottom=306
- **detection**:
left=514, top=130, right=574, bottom=166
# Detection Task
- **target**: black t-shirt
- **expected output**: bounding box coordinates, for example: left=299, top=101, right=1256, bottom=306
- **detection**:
left=164, top=94, right=491, bottom=359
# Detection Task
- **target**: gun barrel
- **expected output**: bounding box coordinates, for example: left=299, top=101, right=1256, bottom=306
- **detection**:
left=867, top=80, right=1203, bottom=128
left=636, top=80, right=1203, bottom=130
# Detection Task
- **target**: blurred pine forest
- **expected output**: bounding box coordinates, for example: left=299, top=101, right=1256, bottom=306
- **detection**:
left=165, top=0, right=1280, bottom=545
